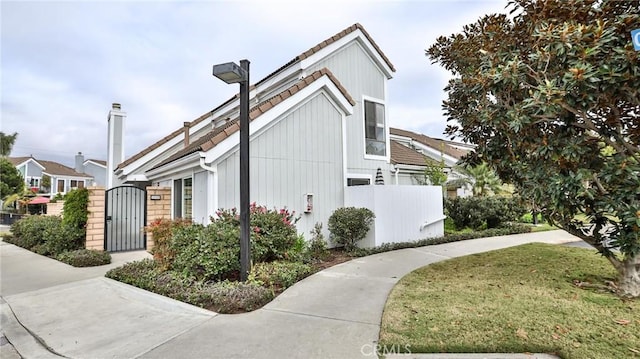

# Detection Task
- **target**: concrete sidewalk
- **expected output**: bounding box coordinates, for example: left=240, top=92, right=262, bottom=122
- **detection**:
left=1, top=230, right=583, bottom=358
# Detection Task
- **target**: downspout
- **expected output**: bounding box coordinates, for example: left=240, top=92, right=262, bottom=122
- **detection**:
left=391, top=165, right=399, bottom=185
left=199, top=153, right=218, bottom=223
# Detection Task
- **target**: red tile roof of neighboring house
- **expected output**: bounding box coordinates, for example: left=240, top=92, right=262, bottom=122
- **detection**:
left=389, top=128, right=471, bottom=160
left=390, top=140, right=436, bottom=167
left=117, top=23, right=393, bottom=172
left=150, top=68, right=354, bottom=171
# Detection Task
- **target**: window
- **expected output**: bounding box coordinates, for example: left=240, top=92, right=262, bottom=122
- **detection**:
left=70, top=180, right=78, bottom=188
left=29, top=177, right=40, bottom=188
left=183, top=178, right=193, bottom=219
left=364, top=99, right=386, bottom=156
left=173, top=179, right=182, bottom=218
left=78, top=181, right=85, bottom=189
left=57, top=179, right=65, bottom=193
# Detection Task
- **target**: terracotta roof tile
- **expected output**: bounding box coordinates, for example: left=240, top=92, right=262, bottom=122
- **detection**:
left=149, top=68, right=354, bottom=171
left=390, top=140, right=434, bottom=167
left=390, top=128, right=470, bottom=160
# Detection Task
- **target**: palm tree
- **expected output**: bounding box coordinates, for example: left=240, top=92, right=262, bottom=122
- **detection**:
left=447, top=162, right=503, bottom=197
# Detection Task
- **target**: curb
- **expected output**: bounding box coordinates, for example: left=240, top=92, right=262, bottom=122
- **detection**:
left=0, top=298, right=62, bottom=358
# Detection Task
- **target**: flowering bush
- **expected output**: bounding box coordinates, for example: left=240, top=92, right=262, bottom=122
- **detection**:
left=146, top=218, right=192, bottom=271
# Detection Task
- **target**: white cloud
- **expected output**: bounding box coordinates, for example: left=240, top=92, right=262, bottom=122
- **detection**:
left=1, top=0, right=511, bottom=165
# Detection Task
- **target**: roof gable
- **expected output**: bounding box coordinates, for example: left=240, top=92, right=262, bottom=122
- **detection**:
left=39, top=160, right=93, bottom=178
left=117, top=23, right=391, bottom=176
left=149, top=68, right=354, bottom=171
left=390, top=140, right=434, bottom=167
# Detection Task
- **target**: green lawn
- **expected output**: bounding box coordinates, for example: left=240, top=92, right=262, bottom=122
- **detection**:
left=380, top=243, right=639, bottom=359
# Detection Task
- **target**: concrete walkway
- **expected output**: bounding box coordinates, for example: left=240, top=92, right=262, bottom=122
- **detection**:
left=1, top=230, right=584, bottom=358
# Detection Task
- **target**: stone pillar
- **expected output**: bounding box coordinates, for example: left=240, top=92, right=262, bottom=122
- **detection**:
left=145, top=187, right=171, bottom=250
left=85, top=186, right=106, bottom=250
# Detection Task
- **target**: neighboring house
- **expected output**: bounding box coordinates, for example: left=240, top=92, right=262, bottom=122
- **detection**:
left=108, top=23, right=444, bottom=237
left=75, top=152, right=107, bottom=187
left=7, top=156, right=94, bottom=196
left=389, top=127, right=474, bottom=198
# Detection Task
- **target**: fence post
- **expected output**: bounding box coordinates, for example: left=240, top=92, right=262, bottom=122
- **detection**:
left=85, top=186, right=105, bottom=250
left=145, top=187, right=171, bottom=251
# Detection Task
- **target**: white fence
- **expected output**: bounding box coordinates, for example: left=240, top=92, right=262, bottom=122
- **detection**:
left=344, top=185, right=445, bottom=248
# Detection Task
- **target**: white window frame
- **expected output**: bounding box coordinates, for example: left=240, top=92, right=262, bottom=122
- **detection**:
left=362, top=95, right=389, bottom=160
left=182, top=176, right=193, bottom=219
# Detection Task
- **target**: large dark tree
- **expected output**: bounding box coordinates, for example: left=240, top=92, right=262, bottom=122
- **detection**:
left=0, top=132, right=18, bottom=156
left=0, top=158, right=24, bottom=200
left=428, top=0, right=639, bottom=296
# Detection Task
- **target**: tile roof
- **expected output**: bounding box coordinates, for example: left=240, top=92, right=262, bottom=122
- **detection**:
left=389, top=128, right=471, bottom=160
left=86, top=159, right=107, bottom=166
left=390, top=140, right=435, bottom=166
left=5, top=156, right=32, bottom=166
left=117, top=23, right=392, bottom=172
left=255, top=23, right=395, bottom=87
left=150, top=68, right=354, bottom=171
left=6, top=157, right=92, bottom=178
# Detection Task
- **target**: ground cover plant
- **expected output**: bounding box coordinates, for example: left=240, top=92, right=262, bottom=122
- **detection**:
left=380, top=243, right=639, bottom=358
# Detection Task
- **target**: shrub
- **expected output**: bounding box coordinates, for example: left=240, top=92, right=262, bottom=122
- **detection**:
left=171, top=223, right=241, bottom=282
left=349, top=223, right=532, bottom=257
left=249, top=260, right=313, bottom=289
left=57, top=249, right=111, bottom=267
left=328, top=207, right=375, bottom=250
left=147, top=218, right=192, bottom=271
left=10, top=215, right=63, bottom=250
left=106, top=258, right=161, bottom=289
left=445, top=196, right=526, bottom=230
left=106, top=260, right=273, bottom=313
left=42, top=224, right=85, bottom=256
left=520, top=212, right=544, bottom=224
left=62, top=188, right=89, bottom=230
left=307, top=222, right=330, bottom=261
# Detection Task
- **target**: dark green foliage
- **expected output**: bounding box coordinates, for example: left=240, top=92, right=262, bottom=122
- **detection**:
left=57, top=249, right=111, bottom=267
left=428, top=0, right=640, bottom=296
left=445, top=196, right=526, bottom=230
left=0, top=132, right=17, bottom=156
left=9, top=215, right=84, bottom=256
left=0, top=158, right=24, bottom=199
left=62, top=188, right=89, bottom=229
left=328, top=207, right=375, bottom=250
left=171, top=223, right=241, bottom=281
left=167, top=204, right=300, bottom=282
left=106, top=260, right=274, bottom=313
left=349, top=224, right=531, bottom=257
left=307, top=222, right=330, bottom=261
left=249, top=260, right=313, bottom=289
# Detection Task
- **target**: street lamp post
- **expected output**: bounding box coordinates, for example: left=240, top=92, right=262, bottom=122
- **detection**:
left=212, top=60, right=251, bottom=281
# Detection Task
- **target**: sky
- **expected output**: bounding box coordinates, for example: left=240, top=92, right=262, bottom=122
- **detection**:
left=1, top=0, right=510, bottom=167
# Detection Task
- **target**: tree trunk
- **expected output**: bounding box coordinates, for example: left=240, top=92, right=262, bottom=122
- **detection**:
left=618, top=255, right=640, bottom=298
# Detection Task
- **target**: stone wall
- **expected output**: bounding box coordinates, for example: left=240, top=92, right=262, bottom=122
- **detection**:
left=85, top=187, right=105, bottom=251
left=145, top=187, right=171, bottom=250
left=46, top=201, right=64, bottom=216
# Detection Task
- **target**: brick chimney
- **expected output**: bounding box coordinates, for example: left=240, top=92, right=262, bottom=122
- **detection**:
left=183, top=122, right=190, bottom=148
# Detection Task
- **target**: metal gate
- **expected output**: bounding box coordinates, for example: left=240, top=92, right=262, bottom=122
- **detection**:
left=105, top=186, right=146, bottom=251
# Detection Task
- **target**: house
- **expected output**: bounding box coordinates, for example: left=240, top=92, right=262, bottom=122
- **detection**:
left=389, top=127, right=474, bottom=198
left=7, top=156, right=94, bottom=196
left=75, top=152, right=107, bottom=187
left=107, top=23, right=445, bottom=241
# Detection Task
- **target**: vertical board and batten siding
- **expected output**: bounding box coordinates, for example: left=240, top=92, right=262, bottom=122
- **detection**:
left=345, top=185, right=445, bottom=248
left=307, top=41, right=392, bottom=182
left=216, top=93, right=344, bottom=236
left=192, top=171, right=208, bottom=224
